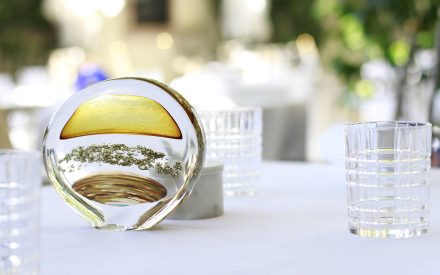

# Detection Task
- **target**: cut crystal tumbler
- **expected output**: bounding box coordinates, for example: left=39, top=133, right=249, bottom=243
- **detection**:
left=344, top=122, right=431, bottom=238
left=198, top=107, right=262, bottom=196
left=0, top=150, right=41, bottom=274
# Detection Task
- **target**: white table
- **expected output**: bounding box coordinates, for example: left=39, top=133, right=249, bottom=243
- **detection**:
left=41, top=162, right=440, bottom=275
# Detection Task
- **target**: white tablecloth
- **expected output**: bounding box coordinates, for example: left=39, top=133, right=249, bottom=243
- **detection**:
left=41, top=162, right=440, bottom=275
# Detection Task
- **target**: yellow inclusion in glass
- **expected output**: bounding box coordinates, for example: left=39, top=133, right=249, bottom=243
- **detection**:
left=60, top=94, right=182, bottom=139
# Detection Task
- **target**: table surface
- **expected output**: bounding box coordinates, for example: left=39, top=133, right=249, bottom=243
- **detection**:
left=41, top=162, right=440, bottom=275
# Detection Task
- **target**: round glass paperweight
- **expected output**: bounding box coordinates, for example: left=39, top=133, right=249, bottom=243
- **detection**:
left=42, top=78, right=206, bottom=230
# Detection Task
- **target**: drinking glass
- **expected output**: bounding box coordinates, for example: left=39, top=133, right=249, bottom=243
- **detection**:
left=198, top=107, right=262, bottom=196
left=0, top=150, right=41, bottom=274
left=344, top=122, right=431, bottom=238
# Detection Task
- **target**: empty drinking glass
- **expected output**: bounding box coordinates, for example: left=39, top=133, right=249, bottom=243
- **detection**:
left=0, top=150, right=41, bottom=274
left=344, top=122, right=431, bottom=238
left=198, top=107, right=262, bottom=196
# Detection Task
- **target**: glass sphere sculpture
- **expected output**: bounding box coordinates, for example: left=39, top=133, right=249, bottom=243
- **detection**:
left=43, top=78, right=206, bottom=230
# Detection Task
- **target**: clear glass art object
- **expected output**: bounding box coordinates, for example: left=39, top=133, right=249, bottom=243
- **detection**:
left=43, top=78, right=206, bottom=231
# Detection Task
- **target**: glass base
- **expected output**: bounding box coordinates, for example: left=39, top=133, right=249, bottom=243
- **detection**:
left=224, top=188, right=256, bottom=197
left=349, top=226, right=428, bottom=239
left=95, top=224, right=128, bottom=231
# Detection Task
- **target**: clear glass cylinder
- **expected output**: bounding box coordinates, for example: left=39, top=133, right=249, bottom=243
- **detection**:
left=0, top=150, right=41, bottom=274
left=198, top=107, right=262, bottom=196
left=344, top=121, right=431, bottom=238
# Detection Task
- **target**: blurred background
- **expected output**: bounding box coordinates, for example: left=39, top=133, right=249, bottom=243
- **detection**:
left=1, top=0, right=440, bottom=163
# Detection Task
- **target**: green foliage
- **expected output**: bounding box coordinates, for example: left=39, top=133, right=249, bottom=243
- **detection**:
left=270, top=0, right=439, bottom=102
left=270, top=0, right=322, bottom=43
left=0, top=0, right=55, bottom=74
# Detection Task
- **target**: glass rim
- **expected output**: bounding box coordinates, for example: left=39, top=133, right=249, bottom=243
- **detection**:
left=197, top=106, right=262, bottom=113
left=344, top=121, right=431, bottom=129
left=0, top=149, right=40, bottom=158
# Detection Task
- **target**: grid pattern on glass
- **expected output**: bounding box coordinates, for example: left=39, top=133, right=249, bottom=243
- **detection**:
left=198, top=108, right=262, bottom=196
left=345, top=122, right=431, bottom=238
left=0, top=151, right=41, bottom=274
